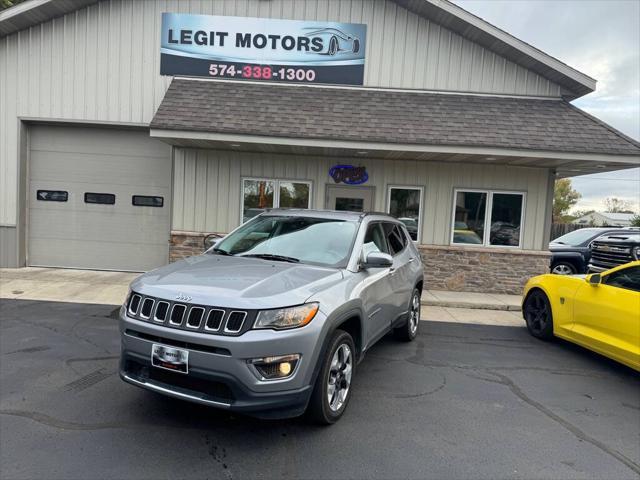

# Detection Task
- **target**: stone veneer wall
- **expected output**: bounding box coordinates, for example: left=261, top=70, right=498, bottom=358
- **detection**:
left=419, top=245, right=550, bottom=294
left=169, top=231, right=225, bottom=263
left=170, top=231, right=550, bottom=294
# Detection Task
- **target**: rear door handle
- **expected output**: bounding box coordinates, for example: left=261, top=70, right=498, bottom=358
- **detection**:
left=408, top=257, right=415, bottom=263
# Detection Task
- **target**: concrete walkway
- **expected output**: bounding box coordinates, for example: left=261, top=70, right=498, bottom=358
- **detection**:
left=1, top=267, right=524, bottom=327
left=422, top=289, right=521, bottom=311
left=0, top=267, right=137, bottom=306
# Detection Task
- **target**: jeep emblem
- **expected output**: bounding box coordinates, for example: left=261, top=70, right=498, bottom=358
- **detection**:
left=175, top=293, right=192, bottom=302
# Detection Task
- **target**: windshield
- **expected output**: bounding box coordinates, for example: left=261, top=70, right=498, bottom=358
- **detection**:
left=552, top=229, right=605, bottom=246
left=213, top=215, right=359, bottom=268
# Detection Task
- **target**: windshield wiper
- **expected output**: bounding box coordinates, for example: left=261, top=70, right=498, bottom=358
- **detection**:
left=241, top=254, right=300, bottom=263
left=212, top=247, right=233, bottom=256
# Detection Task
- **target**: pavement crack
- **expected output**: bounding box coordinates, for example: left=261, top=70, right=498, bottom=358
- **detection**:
left=472, top=370, right=640, bottom=475
left=5, top=345, right=51, bottom=355
left=0, top=409, right=130, bottom=431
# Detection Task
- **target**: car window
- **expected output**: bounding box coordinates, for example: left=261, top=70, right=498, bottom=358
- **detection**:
left=383, top=222, right=405, bottom=255
left=363, top=223, right=389, bottom=257
left=603, top=266, right=640, bottom=292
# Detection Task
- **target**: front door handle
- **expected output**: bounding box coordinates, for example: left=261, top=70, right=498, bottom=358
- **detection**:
left=408, top=257, right=415, bottom=263
left=389, top=267, right=396, bottom=276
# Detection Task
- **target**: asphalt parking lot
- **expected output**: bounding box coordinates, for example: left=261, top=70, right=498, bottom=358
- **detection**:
left=1, top=298, right=639, bottom=480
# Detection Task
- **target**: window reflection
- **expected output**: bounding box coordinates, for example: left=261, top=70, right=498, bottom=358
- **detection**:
left=388, top=187, right=422, bottom=241
left=454, top=191, right=486, bottom=244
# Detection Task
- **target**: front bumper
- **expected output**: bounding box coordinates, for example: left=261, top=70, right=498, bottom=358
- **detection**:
left=119, top=307, right=324, bottom=419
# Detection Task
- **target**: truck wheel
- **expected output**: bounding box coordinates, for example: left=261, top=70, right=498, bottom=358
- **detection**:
left=307, top=330, right=355, bottom=424
left=551, top=262, right=576, bottom=275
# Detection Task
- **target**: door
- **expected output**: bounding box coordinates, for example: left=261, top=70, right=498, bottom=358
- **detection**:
left=383, top=222, right=416, bottom=318
left=571, top=265, right=640, bottom=368
left=359, top=222, right=395, bottom=345
left=326, top=185, right=374, bottom=212
left=28, top=125, right=172, bottom=271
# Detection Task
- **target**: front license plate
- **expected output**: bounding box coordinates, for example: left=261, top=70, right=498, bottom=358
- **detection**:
left=151, top=344, right=189, bottom=374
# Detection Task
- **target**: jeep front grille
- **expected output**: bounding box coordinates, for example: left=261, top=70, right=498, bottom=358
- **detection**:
left=126, top=293, right=254, bottom=336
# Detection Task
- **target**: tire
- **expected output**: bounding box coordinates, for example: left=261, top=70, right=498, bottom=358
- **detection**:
left=307, top=330, right=355, bottom=424
left=328, top=36, right=338, bottom=55
left=523, top=290, right=554, bottom=340
left=394, top=287, right=421, bottom=342
left=352, top=38, right=360, bottom=53
left=551, top=261, right=577, bottom=275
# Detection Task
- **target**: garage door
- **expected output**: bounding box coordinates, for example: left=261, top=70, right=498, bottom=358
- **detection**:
left=28, top=125, right=172, bottom=271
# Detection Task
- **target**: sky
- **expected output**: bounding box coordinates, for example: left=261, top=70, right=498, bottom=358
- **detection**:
left=453, top=0, right=640, bottom=214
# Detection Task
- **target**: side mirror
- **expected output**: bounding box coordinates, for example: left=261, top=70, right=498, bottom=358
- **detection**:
left=587, top=273, right=601, bottom=286
left=363, top=252, right=393, bottom=269
left=203, top=233, right=223, bottom=251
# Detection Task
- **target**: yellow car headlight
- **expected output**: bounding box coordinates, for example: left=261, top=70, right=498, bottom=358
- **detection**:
left=254, top=303, right=319, bottom=330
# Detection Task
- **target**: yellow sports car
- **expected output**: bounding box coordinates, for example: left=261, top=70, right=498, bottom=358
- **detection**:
left=522, top=260, right=640, bottom=371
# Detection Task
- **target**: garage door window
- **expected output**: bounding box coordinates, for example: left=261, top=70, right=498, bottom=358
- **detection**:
left=132, top=195, right=164, bottom=207
left=36, top=190, right=68, bottom=202
left=242, top=178, right=311, bottom=223
left=85, top=192, right=115, bottom=205
left=452, top=189, right=525, bottom=248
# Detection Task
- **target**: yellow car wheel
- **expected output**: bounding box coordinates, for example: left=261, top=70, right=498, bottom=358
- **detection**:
left=523, top=290, right=554, bottom=340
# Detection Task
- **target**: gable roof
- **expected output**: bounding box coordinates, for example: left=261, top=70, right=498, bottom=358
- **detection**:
left=1, top=0, right=595, bottom=99
left=151, top=79, right=640, bottom=157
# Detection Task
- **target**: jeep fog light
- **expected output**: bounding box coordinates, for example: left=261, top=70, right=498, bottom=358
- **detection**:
left=249, top=354, right=300, bottom=380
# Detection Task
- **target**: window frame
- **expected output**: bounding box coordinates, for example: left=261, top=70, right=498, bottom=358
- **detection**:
left=383, top=222, right=408, bottom=257
left=240, top=177, right=313, bottom=224
left=386, top=185, right=424, bottom=243
left=450, top=188, right=526, bottom=248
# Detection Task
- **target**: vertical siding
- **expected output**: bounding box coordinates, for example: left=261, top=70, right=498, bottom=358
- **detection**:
left=172, top=148, right=551, bottom=250
left=0, top=226, right=19, bottom=267
left=0, top=0, right=564, bottom=227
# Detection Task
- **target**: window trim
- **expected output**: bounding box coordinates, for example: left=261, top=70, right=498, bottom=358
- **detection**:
left=386, top=185, right=424, bottom=243
left=450, top=188, right=526, bottom=248
left=240, top=177, right=313, bottom=223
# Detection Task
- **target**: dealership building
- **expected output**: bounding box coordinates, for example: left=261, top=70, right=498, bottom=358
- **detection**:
left=1, top=0, right=639, bottom=293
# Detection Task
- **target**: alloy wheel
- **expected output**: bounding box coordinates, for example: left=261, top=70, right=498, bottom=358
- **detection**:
left=552, top=264, right=574, bottom=275
left=327, top=343, right=353, bottom=412
left=525, top=294, right=549, bottom=334
left=409, top=292, right=420, bottom=335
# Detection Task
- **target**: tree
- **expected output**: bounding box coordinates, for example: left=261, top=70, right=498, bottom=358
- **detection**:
left=1, top=0, right=27, bottom=10
left=553, top=179, right=581, bottom=223
left=603, top=197, right=634, bottom=213
left=631, top=215, right=640, bottom=227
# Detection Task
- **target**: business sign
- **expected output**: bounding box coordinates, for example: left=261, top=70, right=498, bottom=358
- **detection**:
left=160, top=13, right=366, bottom=86
left=329, top=165, right=369, bottom=185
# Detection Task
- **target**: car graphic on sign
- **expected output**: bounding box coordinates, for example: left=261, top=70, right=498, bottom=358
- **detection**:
left=304, top=27, right=361, bottom=56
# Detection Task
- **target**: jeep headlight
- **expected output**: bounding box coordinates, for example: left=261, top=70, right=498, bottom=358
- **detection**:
left=254, top=303, right=319, bottom=330
left=633, top=246, right=640, bottom=260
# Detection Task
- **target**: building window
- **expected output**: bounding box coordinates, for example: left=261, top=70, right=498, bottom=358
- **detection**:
left=84, top=192, right=115, bottom=205
left=242, top=178, right=311, bottom=223
left=452, top=189, right=524, bottom=247
left=387, top=186, right=423, bottom=242
left=132, top=195, right=164, bottom=207
left=37, top=190, right=68, bottom=202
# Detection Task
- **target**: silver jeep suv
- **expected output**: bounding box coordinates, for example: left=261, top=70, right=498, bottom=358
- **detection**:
left=120, top=210, right=424, bottom=423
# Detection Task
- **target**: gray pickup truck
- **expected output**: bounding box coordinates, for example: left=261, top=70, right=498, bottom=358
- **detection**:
left=120, top=209, right=424, bottom=423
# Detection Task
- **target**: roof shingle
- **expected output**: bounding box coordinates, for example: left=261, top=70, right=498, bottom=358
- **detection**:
left=150, top=79, right=640, bottom=156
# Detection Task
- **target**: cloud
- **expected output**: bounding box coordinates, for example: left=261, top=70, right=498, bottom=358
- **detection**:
left=453, top=0, right=640, bottom=213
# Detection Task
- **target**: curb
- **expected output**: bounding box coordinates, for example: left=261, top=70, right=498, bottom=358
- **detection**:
left=421, top=300, right=522, bottom=312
